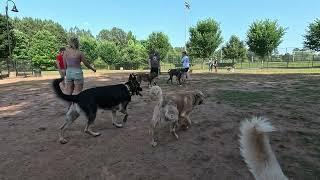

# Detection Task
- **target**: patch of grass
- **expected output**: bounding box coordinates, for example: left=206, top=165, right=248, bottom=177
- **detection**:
left=215, top=90, right=275, bottom=107
left=190, top=68, right=320, bottom=74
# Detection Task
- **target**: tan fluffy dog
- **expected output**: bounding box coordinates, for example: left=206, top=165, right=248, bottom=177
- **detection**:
left=149, top=86, right=204, bottom=147
left=239, top=117, right=288, bottom=180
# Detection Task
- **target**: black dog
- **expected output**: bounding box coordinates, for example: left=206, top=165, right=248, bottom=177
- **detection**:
left=52, top=74, right=142, bottom=144
left=167, top=68, right=184, bottom=85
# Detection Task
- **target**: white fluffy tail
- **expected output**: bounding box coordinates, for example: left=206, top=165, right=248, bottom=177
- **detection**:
left=239, top=117, right=288, bottom=180
left=150, top=86, right=163, bottom=102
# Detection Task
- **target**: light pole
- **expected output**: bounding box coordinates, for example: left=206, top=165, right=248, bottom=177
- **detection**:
left=184, top=1, right=190, bottom=51
left=5, top=0, right=19, bottom=76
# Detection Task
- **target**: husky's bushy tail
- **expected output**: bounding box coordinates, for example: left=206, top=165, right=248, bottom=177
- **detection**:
left=150, top=85, right=163, bottom=102
left=239, top=117, right=288, bottom=180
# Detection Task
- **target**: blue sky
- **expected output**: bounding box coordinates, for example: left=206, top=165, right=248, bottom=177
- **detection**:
left=2, top=0, right=319, bottom=50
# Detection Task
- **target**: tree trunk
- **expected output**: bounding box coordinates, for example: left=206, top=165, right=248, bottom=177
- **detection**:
left=6, top=58, right=10, bottom=77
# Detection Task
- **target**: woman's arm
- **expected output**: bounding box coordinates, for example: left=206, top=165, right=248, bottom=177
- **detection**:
left=80, top=53, right=96, bottom=72
left=56, top=60, right=60, bottom=70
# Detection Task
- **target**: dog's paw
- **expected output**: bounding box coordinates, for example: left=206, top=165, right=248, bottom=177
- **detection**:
left=113, top=122, right=123, bottom=128
left=171, top=132, right=179, bottom=139
left=59, top=138, right=68, bottom=144
left=180, top=124, right=189, bottom=131
left=92, top=132, right=101, bottom=137
left=85, top=130, right=101, bottom=137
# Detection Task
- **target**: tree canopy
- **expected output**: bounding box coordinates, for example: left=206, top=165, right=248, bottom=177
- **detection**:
left=0, top=15, right=15, bottom=58
left=222, top=35, right=247, bottom=62
left=28, top=30, right=58, bottom=69
left=146, top=32, right=171, bottom=60
left=187, top=18, right=223, bottom=59
left=246, top=19, right=286, bottom=58
left=304, top=18, right=320, bottom=51
left=97, top=27, right=128, bottom=47
left=79, top=36, right=98, bottom=64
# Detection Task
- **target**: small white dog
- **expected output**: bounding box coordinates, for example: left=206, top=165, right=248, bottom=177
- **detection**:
left=239, top=117, right=288, bottom=180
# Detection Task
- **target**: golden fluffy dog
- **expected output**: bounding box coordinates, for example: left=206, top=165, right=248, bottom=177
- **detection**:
left=149, top=86, right=204, bottom=147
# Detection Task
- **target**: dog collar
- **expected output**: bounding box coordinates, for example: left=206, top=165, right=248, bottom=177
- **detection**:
left=125, top=84, right=132, bottom=96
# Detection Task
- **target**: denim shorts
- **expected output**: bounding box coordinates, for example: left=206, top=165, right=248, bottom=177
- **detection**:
left=65, top=68, right=84, bottom=84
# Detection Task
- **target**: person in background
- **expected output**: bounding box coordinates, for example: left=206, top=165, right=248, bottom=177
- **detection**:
left=213, top=58, right=218, bottom=73
left=208, top=58, right=213, bottom=72
left=56, top=47, right=66, bottom=78
left=63, top=37, right=96, bottom=97
left=181, top=51, right=190, bottom=81
left=149, top=51, right=160, bottom=76
left=155, top=52, right=161, bottom=75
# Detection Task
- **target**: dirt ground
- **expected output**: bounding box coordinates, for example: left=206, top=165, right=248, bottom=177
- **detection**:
left=0, top=72, right=319, bottom=180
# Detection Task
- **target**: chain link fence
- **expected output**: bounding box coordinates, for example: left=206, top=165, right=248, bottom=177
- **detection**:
left=0, top=58, right=38, bottom=78
left=0, top=58, right=11, bottom=78
left=159, top=48, right=320, bottom=71
left=1, top=48, right=319, bottom=78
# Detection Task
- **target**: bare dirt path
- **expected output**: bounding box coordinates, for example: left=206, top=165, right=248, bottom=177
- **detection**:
left=0, top=73, right=319, bottom=180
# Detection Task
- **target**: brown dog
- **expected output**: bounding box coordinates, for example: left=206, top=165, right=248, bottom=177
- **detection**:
left=169, top=90, right=205, bottom=129
left=149, top=86, right=204, bottom=147
left=136, top=72, right=157, bottom=86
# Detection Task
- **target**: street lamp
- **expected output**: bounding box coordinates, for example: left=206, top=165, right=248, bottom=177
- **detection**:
left=184, top=1, right=190, bottom=51
left=5, top=0, right=19, bottom=76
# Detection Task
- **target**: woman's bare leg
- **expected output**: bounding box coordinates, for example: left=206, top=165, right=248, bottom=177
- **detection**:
left=64, top=81, right=74, bottom=109
left=73, top=83, right=83, bottom=95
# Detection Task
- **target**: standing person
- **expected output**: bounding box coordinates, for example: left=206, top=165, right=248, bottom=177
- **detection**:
left=56, top=47, right=66, bottom=78
left=181, top=51, right=190, bottom=81
left=155, top=52, right=161, bottom=75
left=149, top=51, right=160, bottom=76
left=63, top=37, right=96, bottom=97
left=213, top=59, right=218, bottom=72
left=208, top=58, right=213, bottom=72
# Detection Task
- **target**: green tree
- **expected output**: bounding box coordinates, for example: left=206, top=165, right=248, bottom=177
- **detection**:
left=13, top=18, right=67, bottom=47
left=12, top=29, right=29, bottom=59
left=0, top=15, right=16, bottom=58
left=166, top=47, right=182, bottom=63
left=127, top=31, right=137, bottom=43
left=13, top=17, right=40, bottom=38
left=96, top=40, right=119, bottom=66
left=79, top=36, right=98, bottom=64
left=97, top=27, right=128, bottom=47
left=246, top=19, right=286, bottom=58
left=222, top=35, right=247, bottom=63
left=43, top=21, right=67, bottom=47
left=187, top=18, right=223, bottom=59
left=146, top=32, right=171, bottom=60
left=304, top=18, right=320, bottom=51
left=68, top=26, right=94, bottom=38
left=28, top=30, right=58, bottom=69
left=120, top=40, right=148, bottom=69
